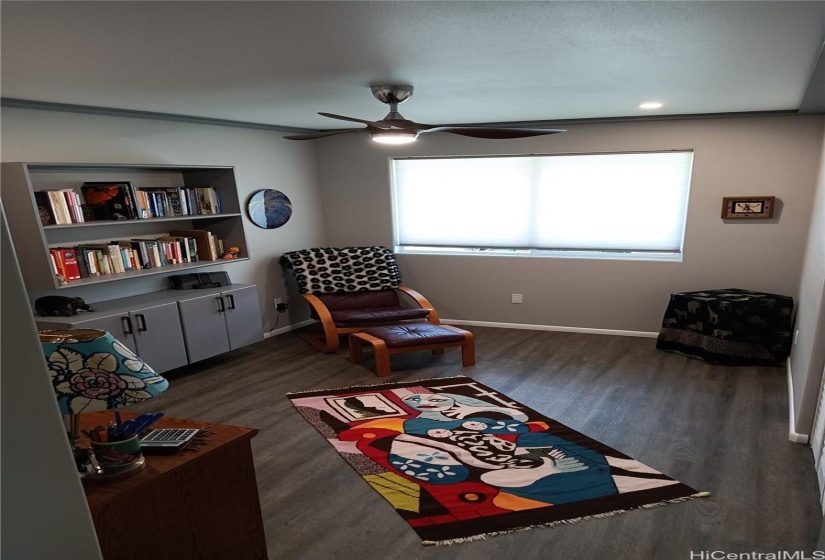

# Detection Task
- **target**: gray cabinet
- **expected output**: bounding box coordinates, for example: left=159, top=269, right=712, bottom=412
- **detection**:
left=177, top=285, right=263, bottom=363
left=37, top=301, right=188, bottom=374
left=36, top=285, right=262, bottom=372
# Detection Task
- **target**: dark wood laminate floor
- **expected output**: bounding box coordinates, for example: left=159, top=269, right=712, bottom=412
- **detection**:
left=132, top=326, right=822, bottom=560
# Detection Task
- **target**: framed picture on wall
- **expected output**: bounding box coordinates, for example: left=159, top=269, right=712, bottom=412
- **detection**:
left=721, top=196, right=775, bottom=219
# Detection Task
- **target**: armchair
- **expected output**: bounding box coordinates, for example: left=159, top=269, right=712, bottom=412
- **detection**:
left=280, top=246, right=441, bottom=353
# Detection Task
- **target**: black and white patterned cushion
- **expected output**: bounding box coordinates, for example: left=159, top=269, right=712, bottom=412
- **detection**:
left=280, top=246, right=402, bottom=294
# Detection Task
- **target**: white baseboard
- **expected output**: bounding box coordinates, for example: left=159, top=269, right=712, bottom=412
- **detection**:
left=263, top=319, right=315, bottom=339
left=441, top=319, right=658, bottom=339
left=787, top=359, right=810, bottom=444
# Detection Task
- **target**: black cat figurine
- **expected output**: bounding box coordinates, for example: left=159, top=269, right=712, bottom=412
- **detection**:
left=34, top=296, right=94, bottom=317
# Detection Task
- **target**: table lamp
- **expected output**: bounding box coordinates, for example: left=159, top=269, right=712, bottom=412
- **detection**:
left=39, top=329, right=169, bottom=480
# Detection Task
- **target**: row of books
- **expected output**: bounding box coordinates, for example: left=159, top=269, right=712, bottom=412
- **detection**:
left=48, top=230, right=226, bottom=282
left=34, top=182, right=224, bottom=226
left=34, top=190, right=86, bottom=225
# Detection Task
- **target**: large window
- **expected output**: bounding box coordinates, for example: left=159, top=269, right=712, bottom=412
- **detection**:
left=391, top=150, right=694, bottom=260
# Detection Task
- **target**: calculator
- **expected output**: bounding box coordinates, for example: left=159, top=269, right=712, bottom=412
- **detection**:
left=139, top=428, right=199, bottom=449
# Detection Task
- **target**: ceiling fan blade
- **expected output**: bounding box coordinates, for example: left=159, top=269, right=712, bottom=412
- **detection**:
left=283, top=129, right=361, bottom=141
left=318, top=112, right=394, bottom=129
left=423, top=127, right=566, bottom=139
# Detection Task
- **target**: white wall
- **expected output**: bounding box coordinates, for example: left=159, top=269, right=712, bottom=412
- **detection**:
left=0, top=107, right=326, bottom=332
left=792, top=120, right=825, bottom=436
left=1, top=206, right=103, bottom=559
left=316, top=115, right=824, bottom=334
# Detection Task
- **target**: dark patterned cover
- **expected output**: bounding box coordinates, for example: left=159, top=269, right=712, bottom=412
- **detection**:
left=280, top=246, right=402, bottom=294
left=288, top=376, right=704, bottom=545
left=656, top=288, right=794, bottom=366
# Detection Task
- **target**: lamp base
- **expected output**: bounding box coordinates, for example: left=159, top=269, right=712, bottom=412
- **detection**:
left=81, top=455, right=146, bottom=483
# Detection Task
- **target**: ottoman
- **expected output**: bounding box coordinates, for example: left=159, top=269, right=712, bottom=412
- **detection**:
left=348, top=323, right=475, bottom=376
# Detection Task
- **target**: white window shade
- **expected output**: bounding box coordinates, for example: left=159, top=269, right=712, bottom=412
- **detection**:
left=392, top=151, right=693, bottom=254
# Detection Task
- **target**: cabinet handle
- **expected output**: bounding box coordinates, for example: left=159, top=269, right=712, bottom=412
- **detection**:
left=136, top=313, right=147, bottom=332
left=217, top=296, right=226, bottom=312
left=121, top=316, right=134, bottom=335
left=227, top=294, right=236, bottom=310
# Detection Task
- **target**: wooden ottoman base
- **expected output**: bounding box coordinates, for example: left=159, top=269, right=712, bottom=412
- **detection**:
left=348, top=324, right=475, bottom=377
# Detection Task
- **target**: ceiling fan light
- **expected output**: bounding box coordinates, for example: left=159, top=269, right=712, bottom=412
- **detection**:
left=371, top=132, right=418, bottom=144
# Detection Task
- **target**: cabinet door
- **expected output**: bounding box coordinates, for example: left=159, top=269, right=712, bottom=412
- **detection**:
left=52, top=313, right=139, bottom=355
left=130, top=302, right=189, bottom=373
left=222, top=285, right=264, bottom=350
left=177, top=293, right=231, bottom=363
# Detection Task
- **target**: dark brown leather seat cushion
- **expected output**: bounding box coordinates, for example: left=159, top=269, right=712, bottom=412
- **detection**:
left=330, top=307, right=430, bottom=324
left=315, top=290, right=430, bottom=324
left=361, top=324, right=465, bottom=348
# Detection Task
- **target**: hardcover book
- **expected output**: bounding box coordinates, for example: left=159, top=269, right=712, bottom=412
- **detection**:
left=81, top=182, right=137, bottom=221
left=34, top=191, right=56, bottom=226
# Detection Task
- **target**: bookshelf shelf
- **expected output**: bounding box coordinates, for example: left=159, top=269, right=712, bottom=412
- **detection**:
left=2, top=162, right=251, bottom=292
left=41, top=213, right=243, bottom=230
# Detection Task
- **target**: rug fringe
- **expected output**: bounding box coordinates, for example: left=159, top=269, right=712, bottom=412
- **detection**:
left=421, top=491, right=711, bottom=546
left=286, top=375, right=473, bottom=397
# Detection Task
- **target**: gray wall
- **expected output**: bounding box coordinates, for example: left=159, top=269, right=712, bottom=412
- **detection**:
left=316, top=115, right=824, bottom=334
left=1, top=206, right=102, bottom=560
left=791, top=120, right=825, bottom=436
left=0, top=107, right=326, bottom=332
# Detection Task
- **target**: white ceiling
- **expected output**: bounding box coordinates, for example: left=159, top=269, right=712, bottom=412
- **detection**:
left=2, top=1, right=825, bottom=131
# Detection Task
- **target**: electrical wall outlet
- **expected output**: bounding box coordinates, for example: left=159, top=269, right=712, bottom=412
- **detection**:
left=511, top=293, right=523, bottom=304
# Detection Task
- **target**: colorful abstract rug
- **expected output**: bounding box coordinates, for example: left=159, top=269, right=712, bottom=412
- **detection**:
left=288, top=376, right=707, bottom=545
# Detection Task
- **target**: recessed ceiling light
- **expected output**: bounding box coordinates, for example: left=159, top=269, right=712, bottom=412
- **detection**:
left=639, top=102, right=664, bottom=110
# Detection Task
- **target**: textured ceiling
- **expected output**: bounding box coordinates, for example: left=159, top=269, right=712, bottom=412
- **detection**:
left=2, top=1, right=825, bottom=130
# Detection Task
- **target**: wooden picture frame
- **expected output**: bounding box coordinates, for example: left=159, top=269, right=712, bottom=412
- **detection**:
left=721, top=196, right=775, bottom=219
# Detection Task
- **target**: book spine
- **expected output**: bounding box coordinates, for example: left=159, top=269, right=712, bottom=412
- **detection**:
left=121, top=185, right=138, bottom=220
left=58, top=248, right=81, bottom=280
left=34, top=191, right=57, bottom=226
left=67, top=191, right=85, bottom=223
left=48, top=251, right=59, bottom=275
left=106, top=244, right=124, bottom=274
left=207, top=232, right=218, bottom=260
left=149, top=242, right=162, bottom=268
left=178, top=188, right=189, bottom=215
left=74, top=246, right=91, bottom=278
left=136, top=190, right=151, bottom=218
left=189, top=189, right=200, bottom=215
left=48, top=191, right=71, bottom=224
left=165, top=188, right=183, bottom=216
left=82, top=248, right=99, bottom=276
left=120, top=247, right=132, bottom=270
left=187, top=237, right=198, bottom=262
left=214, top=190, right=223, bottom=214
left=207, top=188, right=218, bottom=215
left=132, top=240, right=151, bottom=268
left=50, top=248, right=67, bottom=278
left=95, top=250, right=111, bottom=275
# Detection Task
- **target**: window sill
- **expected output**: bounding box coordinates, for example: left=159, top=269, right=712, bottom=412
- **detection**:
left=396, top=247, right=684, bottom=263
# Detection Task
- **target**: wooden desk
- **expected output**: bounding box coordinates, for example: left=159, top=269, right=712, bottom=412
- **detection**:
left=80, top=412, right=268, bottom=560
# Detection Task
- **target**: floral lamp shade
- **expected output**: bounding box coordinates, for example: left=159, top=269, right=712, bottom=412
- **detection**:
left=40, top=329, right=169, bottom=414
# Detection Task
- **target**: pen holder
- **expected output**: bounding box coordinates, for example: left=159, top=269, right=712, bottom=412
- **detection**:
left=90, top=435, right=145, bottom=478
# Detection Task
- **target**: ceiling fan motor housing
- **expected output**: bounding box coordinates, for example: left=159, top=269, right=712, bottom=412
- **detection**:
left=370, top=85, right=414, bottom=105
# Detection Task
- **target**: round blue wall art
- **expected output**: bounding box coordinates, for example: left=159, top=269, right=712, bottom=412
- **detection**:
left=247, top=189, right=292, bottom=229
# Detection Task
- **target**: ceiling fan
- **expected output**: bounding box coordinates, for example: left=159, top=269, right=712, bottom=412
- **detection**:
left=283, top=85, right=566, bottom=144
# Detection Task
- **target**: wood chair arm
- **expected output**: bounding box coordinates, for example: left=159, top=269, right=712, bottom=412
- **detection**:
left=397, top=286, right=441, bottom=324
left=300, top=293, right=340, bottom=353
